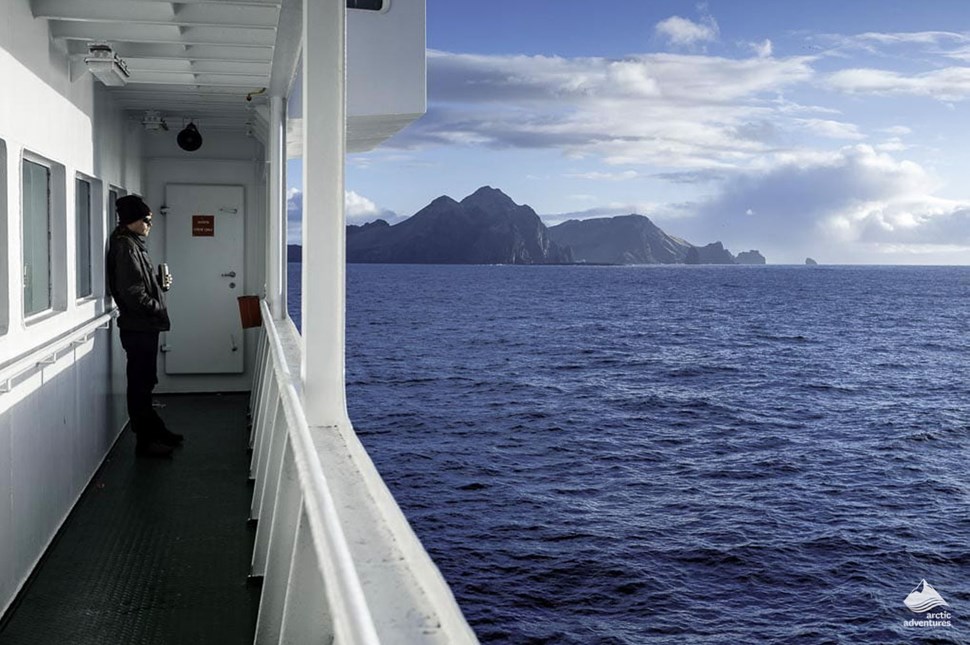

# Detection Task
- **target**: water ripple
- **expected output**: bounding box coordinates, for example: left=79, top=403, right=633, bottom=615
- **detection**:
left=308, top=264, right=970, bottom=643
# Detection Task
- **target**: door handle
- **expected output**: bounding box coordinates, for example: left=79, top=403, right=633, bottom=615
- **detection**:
left=221, top=271, right=237, bottom=278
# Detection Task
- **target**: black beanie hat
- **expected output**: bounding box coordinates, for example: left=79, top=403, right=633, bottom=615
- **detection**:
left=116, top=195, right=151, bottom=225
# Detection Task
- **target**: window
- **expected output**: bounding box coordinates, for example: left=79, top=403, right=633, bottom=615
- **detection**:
left=0, top=140, right=7, bottom=334
left=347, top=0, right=385, bottom=10
left=76, top=178, right=92, bottom=298
left=109, top=188, right=119, bottom=223
left=286, top=56, right=303, bottom=331
left=23, top=159, right=51, bottom=316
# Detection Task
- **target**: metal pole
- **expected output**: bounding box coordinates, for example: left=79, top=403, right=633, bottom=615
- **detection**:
left=267, top=94, right=285, bottom=320
left=301, top=0, right=347, bottom=426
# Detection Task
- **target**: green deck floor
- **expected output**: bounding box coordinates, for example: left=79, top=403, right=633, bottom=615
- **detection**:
left=0, top=393, right=260, bottom=645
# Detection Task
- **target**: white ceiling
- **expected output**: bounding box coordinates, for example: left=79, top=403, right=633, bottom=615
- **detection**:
left=32, top=0, right=303, bottom=131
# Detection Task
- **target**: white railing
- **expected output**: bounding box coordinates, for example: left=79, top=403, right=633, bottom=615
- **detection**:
left=247, top=300, right=478, bottom=644
left=0, top=311, right=117, bottom=394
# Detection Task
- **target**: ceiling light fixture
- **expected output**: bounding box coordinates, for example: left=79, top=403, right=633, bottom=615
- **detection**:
left=84, top=42, right=130, bottom=87
left=177, top=122, right=203, bottom=152
left=141, top=110, right=168, bottom=132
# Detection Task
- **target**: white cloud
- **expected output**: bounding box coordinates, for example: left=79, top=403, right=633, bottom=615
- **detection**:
left=942, top=45, right=970, bottom=62
left=750, top=39, right=773, bottom=58
left=408, top=49, right=818, bottom=170
left=286, top=189, right=401, bottom=241
left=424, top=49, right=813, bottom=105
left=655, top=15, right=719, bottom=48
left=845, top=31, right=970, bottom=46
left=345, top=190, right=380, bottom=220
left=674, top=145, right=970, bottom=261
left=842, top=30, right=969, bottom=48
left=827, top=66, right=970, bottom=101
left=810, top=30, right=970, bottom=59
left=566, top=170, right=640, bottom=181
left=770, top=95, right=842, bottom=116
left=794, top=118, right=866, bottom=140
left=875, top=138, right=909, bottom=152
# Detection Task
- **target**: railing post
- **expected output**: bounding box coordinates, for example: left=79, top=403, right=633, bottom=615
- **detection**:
left=249, top=330, right=268, bottom=437
left=254, top=438, right=303, bottom=645
left=250, top=389, right=281, bottom=518
left=249, top=377, right=278, bottom=479
left=251, top=401, right=288, bottom=577
left=279, top=508, right=334, bottom=643
left=267, top=95, right=286, bottom=320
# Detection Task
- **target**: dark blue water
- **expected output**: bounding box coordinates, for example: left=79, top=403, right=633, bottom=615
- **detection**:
left=289, top=263, right=970, bottom=644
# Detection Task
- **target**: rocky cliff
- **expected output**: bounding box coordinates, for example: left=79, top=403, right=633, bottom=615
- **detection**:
left=547, top=214, right=691, bottom=264
left=735, top=250, right=766, bottom=265
left=346, top=186, right=572, bottom=264
left=685, top=242, right=737, bottom=264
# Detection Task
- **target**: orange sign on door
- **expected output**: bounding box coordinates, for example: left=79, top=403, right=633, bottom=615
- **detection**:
left=192, top=215, right=215, bottom=236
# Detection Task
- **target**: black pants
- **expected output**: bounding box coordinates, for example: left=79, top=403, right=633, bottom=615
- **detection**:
left=119, top=329, right=166, bottom=438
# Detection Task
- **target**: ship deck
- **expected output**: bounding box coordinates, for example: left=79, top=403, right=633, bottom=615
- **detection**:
left=0, top=393, right=260, bottom=645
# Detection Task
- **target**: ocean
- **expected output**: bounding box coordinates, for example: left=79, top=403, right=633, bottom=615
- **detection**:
left=288, top=263, right=970, bottom=644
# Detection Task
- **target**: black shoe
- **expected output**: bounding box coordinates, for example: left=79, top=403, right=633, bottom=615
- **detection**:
left=157, top=428, right=184, bottom=447
left=135, top=439, right=174, bottom=458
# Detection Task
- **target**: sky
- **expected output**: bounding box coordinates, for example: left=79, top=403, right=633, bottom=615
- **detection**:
left=291, top=0, right=970, bottom=264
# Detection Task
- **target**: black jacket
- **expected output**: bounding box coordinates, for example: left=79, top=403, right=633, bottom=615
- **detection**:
left=107, top=227, right=171, bottom=331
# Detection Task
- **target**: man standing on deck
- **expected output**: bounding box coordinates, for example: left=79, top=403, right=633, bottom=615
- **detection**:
left=107, top=195, right=183, bottom=457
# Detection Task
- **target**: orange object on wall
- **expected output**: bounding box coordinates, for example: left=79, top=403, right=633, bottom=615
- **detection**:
left=237, top=295, right=262, bottom=328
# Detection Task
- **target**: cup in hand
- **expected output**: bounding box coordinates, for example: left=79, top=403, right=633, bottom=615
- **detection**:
left=158, top=263, right=173, bottom=291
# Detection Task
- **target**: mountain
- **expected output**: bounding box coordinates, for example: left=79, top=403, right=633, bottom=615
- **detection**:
left=686, top=242, right=736, bottom=264
left=290, top=186, right=766, bottom=266
left=735, top=250, right=766, bottom=265
left=346, top=186, right=572, bottom=264
left=547, top=214, right=691, bottom=264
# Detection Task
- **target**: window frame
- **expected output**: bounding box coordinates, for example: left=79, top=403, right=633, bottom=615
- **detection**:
left=21, top=150, right=67, bottom=325
left=0, top=139, right=7, bottom=335
left=75, top=174, right=96, bottom=300
left=105, top=185, right=125, bottom=305
left=108, top=185, right=126, bottom=226
left=21, top=157, right=53, bottom=319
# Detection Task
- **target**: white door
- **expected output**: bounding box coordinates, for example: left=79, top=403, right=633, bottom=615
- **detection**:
left=164, top=184, right=245, bottom=374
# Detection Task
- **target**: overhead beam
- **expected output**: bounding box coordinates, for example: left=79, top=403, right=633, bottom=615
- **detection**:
left=107, top=82, right=266, bottom=95
left=33, top=0, right=280, bottom=29
left=268, top=0, right=301, bottom=97
left=123, top=59, right=272, bottom=74
left=65, top=41, right=273, bottom=63
left=120, top=74, right=271, bottom=87
left=120, top=0, right=281, bottom=4
left=49, top=22, right=277, bottom=47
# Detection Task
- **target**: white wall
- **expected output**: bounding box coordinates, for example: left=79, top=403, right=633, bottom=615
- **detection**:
left=142, top=130, right=267, bottom=393
left=0, top=332, right=117, bottom=616
left=0, top=0, right=141, bottom=617
left=0, top=1, right=142, bottom=367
